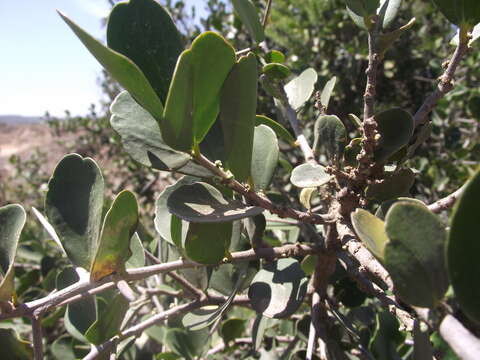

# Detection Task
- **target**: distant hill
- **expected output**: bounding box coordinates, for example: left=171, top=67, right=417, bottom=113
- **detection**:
left=0, top=115, right=44, bottom=124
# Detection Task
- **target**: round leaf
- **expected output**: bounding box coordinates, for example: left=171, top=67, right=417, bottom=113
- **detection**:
left=90, top=190, right=139, bottom=281
left=365, top=168, right=415, bottom=201
left=46, top=154, right=104, bottom=269
left=351, top=208, right=389, bottom=260
left=58, top=12, right=164, bottom=121
left=374, top=108, right=414, bottom=163
left=263, top=63, right=291, bottom=80
left=251, top=125, right=280, bottom=191
left=290, top=163, right=330, bottom=188
left=431, top=0, right=480, bottom=28
left=232, top=0, right=265, bottom=43
left=248, top=258, right=308, bottom=318
left=184, top=222, right=232, bottom=264
left=107, top=0, right=184, bottom=104
left=110, top=91, right=213, bottom=177
left=384, top=202, right=449, bottom=307
left=0, top=204, right=26, bottom=301
left=220, top=53, right=258, bottom=182
left=284, top=68, right=318, bottom=110
left=448, top=168, right=480, bottom=323
left=313, top=115, right=347, bottom=162
left=167, top=182, right=263, bottom=223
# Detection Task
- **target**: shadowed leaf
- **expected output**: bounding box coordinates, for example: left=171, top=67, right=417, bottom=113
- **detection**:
left=385, top=202, right=448, bottom=307
left=220, top=53, right=258, bottom=182
left=290, top=163, right=330, bottom=188
left=46, top=154, right=104, bottom=269
left=255, top=115, right=296, bottom=145
left=232, top=0, right=265, bottom=43
left=59, top=11, right=164, bottom=121
left=365, top=168, right=415, bottom=201
left=0, top=204, right=25, bottom=301
left=184, top=222, right=232, bottom=264
left=313, top=115, right=347, bottom=162
left=431, top=0, right=480, bottom=27
left=107, top=0, right=184, bottom=104
left=448, top=168, right=480, bottom=323
left=248, top=258, right=308, bottom=318
left=110, top=91, right=213, bottom=177
left=167, top=182, right=263, bottom=223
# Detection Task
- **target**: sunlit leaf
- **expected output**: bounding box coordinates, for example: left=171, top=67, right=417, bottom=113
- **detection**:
left=290, top=163, right=330, bottom=188
left=232, top=0, right=265, bottom=43
left=251, top=125, right=280, bottom=191
left=351, top=209, right=389, bottom=260
left=284, top=68, right=318, bottom=110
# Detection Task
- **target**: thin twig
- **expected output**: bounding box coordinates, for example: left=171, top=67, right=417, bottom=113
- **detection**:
left=0, top=243, right=318, bottom=321
left=428, top=185, right=466, bottom=213
left=194, top=153, right=332, bottom=224
left=262, top=0, right=273, bottom=28
left=413, top=38, right=469, bottom=128
left=31, top=315, right=43, bottom=360
left=363, top=19, right=381, bottom=121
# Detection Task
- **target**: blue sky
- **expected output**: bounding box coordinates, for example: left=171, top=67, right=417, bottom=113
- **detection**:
left=0, top=0, right=205, bottom=117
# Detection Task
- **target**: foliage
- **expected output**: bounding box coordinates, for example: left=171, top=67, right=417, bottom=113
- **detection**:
left=1, top=0, right=480, bottom=359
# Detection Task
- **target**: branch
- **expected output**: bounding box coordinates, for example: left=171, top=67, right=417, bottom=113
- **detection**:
left=427, top=185, right=466, bottom=213
left=262, top=0, right=273, bottom=28
left=363, top=20, right=381, bottom=120
left=415, top=308, right=480, bottom=360
left=337, top=221, right=393, bottom=289
left=84, top=300, right=201, bottom=360
left=413, top=39, right=469, bottom=128
left=194, top=153, right=333, bottom=224
left=31, top=315, right=43, bottom=360
left=0, top=243, right=318, bottom=321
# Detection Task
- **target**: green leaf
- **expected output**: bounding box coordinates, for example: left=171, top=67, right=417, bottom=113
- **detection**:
left=300, top=254, right=318, bottom=275
left=431, top=0, right=480, bottom=27
left=378, top=18, right=416, bottom=58
left=110, top=91, right=213, bottom=177
left=284, top=68, right=318, bottom=110
left=168, top=182, right=263, bottom=223
left=313, top=115, right=347, bottom=162
left=319, top=76, right=337, bottom=110
left=378, top=0, right=403, bottom=29
left=163, top=32, right=236, bottom=150
left=182, top=276, right=243, bottom=330
left=85, top=291, right=130, bottom=345
left=448, top=168, right=480, bottom=323
left=0, top=329, right=32, bottom=360
left=374, top=108, right=414, bottom=163
left=221, top=318, right=246, bottom=344
left=126, top=233, right=145, bottom=268
left=90, top=190, right=138, bottom=281
left=58, top=11, right=164, bottom=121
left=0, top=204, right=25, bottom=301
left=51, top=336, right=76, bottom=360
left=107, top=0, right=184, bottom=104
left=46, top=154, right=104, bottom=269
left=251, top=125, right=280, bottom=191
left=255, top=115, right=296, bottom=145
left=290, top=163, right=330, bottom=188
left=345, top=0, right=399, bottom=29
left=155, top=177, right=198, bottom=247
left=184, top=222, right=232, bottom=264
left=232, top=0, right=265, bottom=43
left=57, top=267, right=96, bottom=342
left=220, top=53, right=258, bottom=182
left=365, top=168, right=415, bottom=202
left=299, top=188, right=318, bottom=210
left=333, top=277, right=367, bottom=308
left=413, top=321, right=434, bottom=360
left=165, top=328, right=210, bottom=360
left=384, top=202, right=449, bottom=307
left=248, top=258, right=308, bottom=318
left=369, top=311, right=404, bottom=360
left=374, top=197, right=426, bottom=220
left=344, top=138, right=363, bottom=167
left=265, top=50, right=286, bottom=63
left=252, top=314, right=269, bottom=350
left=351, top=209, right=389, bottom=260
left=263, top=63, right=291, bottom=80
